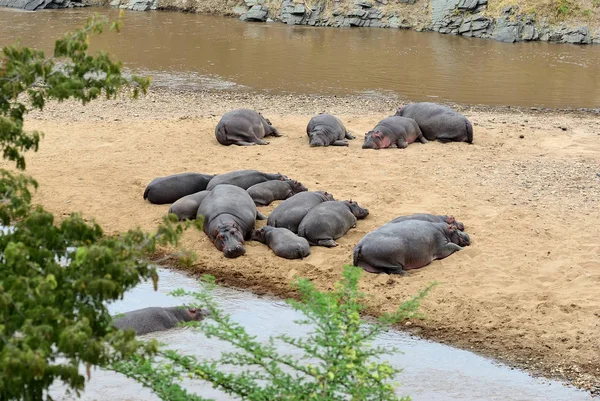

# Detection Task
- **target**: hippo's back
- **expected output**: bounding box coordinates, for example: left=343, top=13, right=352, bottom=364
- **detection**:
left=198, top=184, right=256, bottom=225
left=396, top=102, right=471, bottom=143
left=307, top=114, right=345, bottom=134
left=113, top=307, right=180, bottom=335
left=268, top=191, right=330, bottom=233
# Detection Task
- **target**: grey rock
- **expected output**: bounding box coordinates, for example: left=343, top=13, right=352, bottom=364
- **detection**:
left=232, top=5, right=248, bottom=15
left=431, top=0, right=461, bottom=30
left=367, top=8, right=384, bottom=19
left=346, top=8, right=367, bottom=17
left=244, top=0, right=258, bottom=6
left=375, top=0, right=387, bottom=4
left=398, top=0, right=415, bottom=3
left=492, top=18, right=521, bottom=43
left=562, top=26, right=591, bottom=44
left=109, top=0, right=120, bottom=6
left=458, top=0, right=478, bottom=10
left=458, top=21, right=471, bottom=34
left=354, top=0, right=372, bottom=7
left=344, top=17, right=362, bottom=26
left=291, top=4, right=305, bottom=14
left=521, top=24, right=537, bottom=41
left=470, top=18, right=490, bottom=31
left=245, top=4, right=269, bottom=21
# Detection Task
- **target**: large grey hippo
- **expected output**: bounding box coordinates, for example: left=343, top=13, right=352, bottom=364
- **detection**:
left=143, top=172, right=215, bottom=204
left=206, top=169, right=288, bottom=191
left=168, top=190, right=211, bottom=221
left=267, top=191, right=335, bottom=234
left=394, top=102, right=473, bottom=143
left=306, top=113, right=355, bottom=147
left=298, top=200, right=369, bottom=247
left=252, top=226, right=311, bottom=260
left=247, top=179, right=308, bottom=206
left=362, top=116, right=427, bottom=150
left=197, top=184, right=261, bottom=258
left=215, top=108, right=281, bottom=146
left=353, top=220, right=471, bottom=275
left=388, top=213, right=465, bottom=231
left=112, top=306, right=208, bottom=335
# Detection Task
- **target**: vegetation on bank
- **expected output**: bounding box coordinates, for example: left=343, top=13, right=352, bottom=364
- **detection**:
left=486, top=0, right=600, bottom=23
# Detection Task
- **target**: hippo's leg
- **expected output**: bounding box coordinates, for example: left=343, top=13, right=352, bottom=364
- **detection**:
left=270, top=128, right=282, bottom=137
left=331, top=140, right=349, bottom=146
left=417, top=135, right=429, bottom=144
left=317, top=239, right=338, bottom=247
left=236, top=141, right=257, bottom=146
left=436, top=136, right=453, bottom=144
left=256, top=211, right=268, bottom=220
left=345, top=131, right=356, bottom=140
left=255, top=138, right=271, bottom=145
left=436, top=243, right=463, bottom=259
left=397, top=140, right=409, bottom=149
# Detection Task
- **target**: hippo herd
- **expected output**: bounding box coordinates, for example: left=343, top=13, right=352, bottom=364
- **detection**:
left=214, top=102, right=473, bottom=148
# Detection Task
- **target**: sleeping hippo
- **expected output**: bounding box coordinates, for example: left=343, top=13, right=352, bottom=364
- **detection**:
left=298, top=200, right=369, bottom=247
left=112, top=306, right=208, bottom=335
left=388, top=213, right=465, bottom=231
left=206, top=170, right=288, bottom=191
left=362, top=116, right=428, bottom=150
left=247, top=179, right=308, bottom=206
left=306, top=113, right=355, bottom=147
left=267, top=191, right=336, bottom=234
left=353, top=220, right=471, bottom=275
left=251, top=226, right=311, bottom=260
left=143, top=172, right=215, bottom=204
left=197, top=184, right=261, bottom=258
left=168, top=190, right=211, bottom=221
left=394, top=102, right=473, bottom=143
left=215, top=108, right=281, bottom=146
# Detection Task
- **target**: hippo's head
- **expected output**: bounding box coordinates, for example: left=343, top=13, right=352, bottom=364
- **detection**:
left=446, top=225, right=471, bottom=247
left=444, top=215, right=465, bottom=231
left=362, top=131, right=384, bottom=149
left=308, top=131, right=326, bottom=147
left=316, top=191, right=336, bottom=201
left=187, top=307, right=211, bottom=321
left=395, top=106, right=405, bottom=116
left=346, top=200, right=369, bottom=219
left=250, top=227, right=269, bottom=244
left=290, top=180, right=308, bottom=195
left=213, top=222, right=246, bottom=258
left=265, top=118, right=272, bottom=125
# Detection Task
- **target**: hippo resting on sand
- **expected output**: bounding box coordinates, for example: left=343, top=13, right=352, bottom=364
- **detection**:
left=144, top=173, right=215, bottom=204
left=298, top=200, right=369, bottom=247
left=247, top=179, right=308, bottom=206
left=252, top=226, right=311, bottom=260
left=267, top=191, right=335, bottom=234
left=306, top=113, right=355, bottom=147
left=207, top=169, right=288, bottom=191
left=168, top=190, right=211, bottom=221
left=395, top=102, right=473, bottom=143
left=197, top=184, right=264, bottom=258
left=362, top=116, right=427, bottom=150
left=353, top=220, right=471, bottom=275
left=389, top=213, right=465, bottom=231
left=215, top=108, right=281, bottom=146
left=112, top=306, right=208, bottom=335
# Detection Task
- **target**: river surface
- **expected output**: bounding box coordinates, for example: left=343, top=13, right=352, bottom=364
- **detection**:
left=48, top=267, right=590, bottom=401
left=1, top=7, right=599, bottom=108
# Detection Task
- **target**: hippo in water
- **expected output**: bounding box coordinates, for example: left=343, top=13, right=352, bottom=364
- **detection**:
left=306, top=113, right=355, bottom=147
left=168, top=190, right=211, bottom=221
left=112, top=306, right=208, bottom=335
left=143, top=172, right=215, bottom=204
left=247, top=179, right=308, bottom=206
left=267, top=191, right=335, bottom=234
left=394, top=102, right=473, bottom=143
left=215, top=108, right=281, bottom=146
left=353, top=220, right=471, bottom=275
left=197, top=184, right=262, bottom=258
left=206, top=170, right=288, bottom=191
left=388, top=213, right=465, bottom=231
left=252, top=226, right=311, bottom=260
left=298, top=200, right=369, bottom=247
left=362, top=116, right=427, bottom=150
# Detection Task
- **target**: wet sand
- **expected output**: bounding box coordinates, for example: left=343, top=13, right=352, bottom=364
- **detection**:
left=15, top=88, right=600, bottom=395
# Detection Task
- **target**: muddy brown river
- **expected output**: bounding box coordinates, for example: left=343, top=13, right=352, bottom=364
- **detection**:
left=1, top=7, right=599, bottom=108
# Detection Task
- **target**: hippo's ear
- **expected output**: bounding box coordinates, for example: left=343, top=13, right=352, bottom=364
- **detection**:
left=447, top=215, right=456, bottom=223
left=447, top=224, right=455, bottom=231
left=189, top=307, right=197, bottom=313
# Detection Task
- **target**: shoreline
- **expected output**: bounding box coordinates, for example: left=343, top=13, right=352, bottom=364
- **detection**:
left=19, top=87, right=600, bottom=396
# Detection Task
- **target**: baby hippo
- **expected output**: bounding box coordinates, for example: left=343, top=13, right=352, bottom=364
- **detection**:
left=252, top=226, right=311, bottom=260
left=112, top=306, right=208, bottom=335
left=247, top=179, right=308, bottom=206
left=168, top=190, right=211, bottom=221
left=267, top=191, right=336, bottom=233
left=362, top=116, right=427, bottom=150
left=215, top=108, right=281, bottom=146
left=306, top=113, right=355, bottom=147
left=353, top=220, right=471, bottom=275
left=298, top=200, right=369, bottom=247
left=388, top=213, right=465, bottom=231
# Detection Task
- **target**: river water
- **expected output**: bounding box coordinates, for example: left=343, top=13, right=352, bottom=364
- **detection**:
left=1, top=7, right=599, bottom=108
left=48, top=268, right=590, bottom=401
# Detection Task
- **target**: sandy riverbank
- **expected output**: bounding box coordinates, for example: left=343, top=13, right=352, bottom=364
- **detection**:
left=16, top=88, right=600, bottom=395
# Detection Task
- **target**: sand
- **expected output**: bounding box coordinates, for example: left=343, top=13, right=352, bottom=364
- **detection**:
left=14, top=88, right=600, bottom=394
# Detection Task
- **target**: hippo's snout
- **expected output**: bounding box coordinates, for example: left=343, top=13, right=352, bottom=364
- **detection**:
left=458, top=232, right=471, bottom=247
left=224, top=244, right=246, bottom=258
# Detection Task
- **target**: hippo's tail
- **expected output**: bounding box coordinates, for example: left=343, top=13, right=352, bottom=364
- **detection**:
left=465, top=119, right=473, bottom=144
left=352, top=244, right=361, bottom=267
left=215, top=123, right=230, bottom=146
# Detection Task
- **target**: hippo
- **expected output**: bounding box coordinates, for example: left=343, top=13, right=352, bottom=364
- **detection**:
left=143, top=173, right=215, bottom=205
left=206, top=170, right=288, bottom=191
left=353, top=220, right=471, bottom=275
left=362, top=116, right=427, bottom=150
left=112, top=306, right=208, bottom=335
left=215, top=108, right=281, bottom=146
left=394, top=102, right=473, bottom=143
left=247, top=179, right=308, bottom=206
left=168, top=190, right=211, bottom=221
left=267, top=191, right=336, bottom=234
left=298, top=200, right=369, bottom=247
left=388, top=213, right=465, bottom=231
left=306, top=113, right=355, bottom=147
left=197, top=184, right=261, bottom=258
left=251, top=226, right=311, bottom=260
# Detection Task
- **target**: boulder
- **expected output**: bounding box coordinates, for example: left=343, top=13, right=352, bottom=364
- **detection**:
left=458, top=0, right=478, bottom=10
left=244, top=4, right=269, bottom=21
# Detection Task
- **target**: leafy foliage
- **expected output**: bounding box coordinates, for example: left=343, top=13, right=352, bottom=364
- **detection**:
left=112, top=266, right=436, bottom=401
